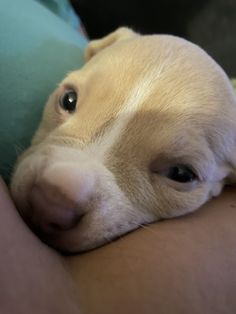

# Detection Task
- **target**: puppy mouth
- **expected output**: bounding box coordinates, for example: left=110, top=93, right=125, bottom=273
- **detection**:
left=37, top=227, right=137, bottom=254
left=36, top=229, right=76, bottom=252
left=26, top=210, right=142, bottom=254
left=32, top=226, right=98, bottom=254
left=27, top=219, right=83, bottom=253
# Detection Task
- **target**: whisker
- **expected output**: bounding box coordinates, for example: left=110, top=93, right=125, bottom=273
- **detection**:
left=136, top=223, right=160, bottom=236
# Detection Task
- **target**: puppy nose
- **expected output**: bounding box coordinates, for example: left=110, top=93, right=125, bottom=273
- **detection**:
left=29, top=182, right=81, bottom=234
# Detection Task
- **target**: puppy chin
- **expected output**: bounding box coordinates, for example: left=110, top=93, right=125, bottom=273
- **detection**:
left=38, top=223, right=133, bottom=254
left=37, top=206, right=154, bottom=253
left=37, top=231, right=104, bottom=254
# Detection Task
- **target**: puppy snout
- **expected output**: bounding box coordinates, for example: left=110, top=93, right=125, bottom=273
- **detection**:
left=29, top=182, right=82, bottom=234
left=19, top=161, right=97, bottom=239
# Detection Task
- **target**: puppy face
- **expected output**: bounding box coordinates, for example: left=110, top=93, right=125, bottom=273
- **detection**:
left=11, top=28, right=236, bottom=252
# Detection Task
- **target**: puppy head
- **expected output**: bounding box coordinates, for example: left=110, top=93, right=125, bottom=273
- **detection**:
left=11, top=28, right=236, bottom=252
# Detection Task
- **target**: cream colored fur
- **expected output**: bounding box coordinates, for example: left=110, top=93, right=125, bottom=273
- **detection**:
left=11, top=28, right=236, bottom=252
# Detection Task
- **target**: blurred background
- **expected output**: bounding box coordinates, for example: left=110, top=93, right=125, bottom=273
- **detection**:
left=71, top=0, right=236, bottom=77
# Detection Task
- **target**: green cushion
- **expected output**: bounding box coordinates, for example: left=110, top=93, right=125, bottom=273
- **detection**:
left=0, top=0, right=87, bottom=182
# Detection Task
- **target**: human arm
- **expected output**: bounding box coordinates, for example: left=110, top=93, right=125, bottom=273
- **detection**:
left=67, top=187, right=236, bottom=314
left=0, top=178, right=80, bottom=314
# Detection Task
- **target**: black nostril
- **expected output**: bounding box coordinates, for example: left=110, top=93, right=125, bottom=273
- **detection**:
left=49, top=212, right=82, bottom=231
left=37, top=211, right=83, bottom=235
left=50, top=223, right=66, bottom=231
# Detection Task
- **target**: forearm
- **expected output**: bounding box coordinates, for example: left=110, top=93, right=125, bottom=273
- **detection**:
left=0, top=178, right=80, bottom=314
left=66, top=187, right=236, bottom=314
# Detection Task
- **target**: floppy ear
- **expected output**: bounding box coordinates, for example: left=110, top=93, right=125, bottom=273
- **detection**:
left=85, top=27, right=138, bottom=61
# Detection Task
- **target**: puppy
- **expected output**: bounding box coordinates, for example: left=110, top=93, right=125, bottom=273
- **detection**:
left=11, top=27, right=236, bottom=252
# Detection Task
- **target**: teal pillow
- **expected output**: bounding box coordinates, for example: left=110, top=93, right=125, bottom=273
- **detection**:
left=0, top=0, right=87, bottom=182
left=36, top=0, right=82, bottom=29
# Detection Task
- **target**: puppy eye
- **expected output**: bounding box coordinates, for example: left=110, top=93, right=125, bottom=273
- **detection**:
left=59, top=89, right=77, bottom=113
left=167, top=165, right=197, bottom=183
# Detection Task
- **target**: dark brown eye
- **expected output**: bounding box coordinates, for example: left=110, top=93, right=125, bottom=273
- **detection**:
left=60, top=89, right=77, bottom=113
left=167, top=165, right=197, bottom=183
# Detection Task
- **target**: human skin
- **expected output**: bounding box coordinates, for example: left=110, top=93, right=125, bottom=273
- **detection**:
left=1, top=177, right=236, bottom=314
left=0, top=177, right=80, bottom=314
left=67, top=187, right=236, bottom=314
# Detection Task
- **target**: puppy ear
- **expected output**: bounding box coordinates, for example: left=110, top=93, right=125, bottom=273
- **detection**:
left=85, top=27, right=138, bottom=61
